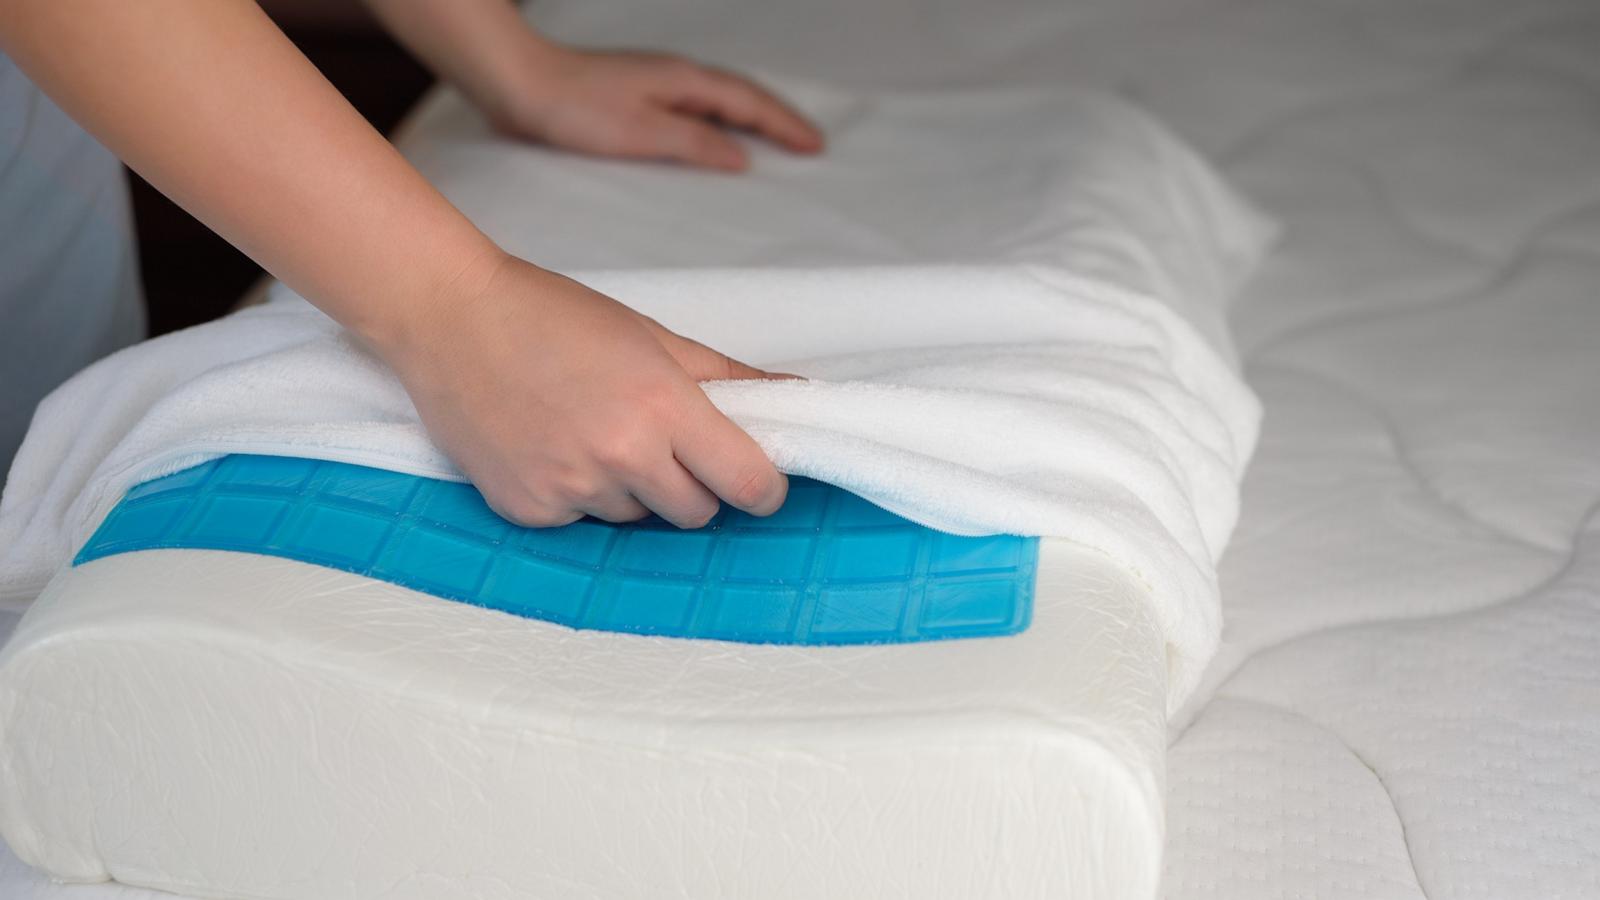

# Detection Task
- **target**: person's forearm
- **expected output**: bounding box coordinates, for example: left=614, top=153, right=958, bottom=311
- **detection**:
left=0, top=0, right=500, bottom=346
left=360, top=0, right=554, bottom=122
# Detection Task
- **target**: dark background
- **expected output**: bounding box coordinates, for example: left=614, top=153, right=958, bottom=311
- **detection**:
left=133, top=2, right=435, bottom=336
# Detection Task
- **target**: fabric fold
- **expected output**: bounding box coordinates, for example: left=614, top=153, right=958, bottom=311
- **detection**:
left=0, top=85, right=1273, bottom=708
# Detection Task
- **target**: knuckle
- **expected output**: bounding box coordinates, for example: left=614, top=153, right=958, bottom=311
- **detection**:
left=591, top=417, right=660, bottom=473
left=543, top=510, right=585, bottom=528
left=495, top=495, right=562, bottom=528
left=615, top=504, right=652, bottom=524
left=556, top=471, right=606, bottom=505
left=636, top=382, right=687, bottom=420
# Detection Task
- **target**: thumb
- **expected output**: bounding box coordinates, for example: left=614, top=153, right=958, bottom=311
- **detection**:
left=641, top=319, right=801, bottom=382
left=675, top=338, right=800, bottom=383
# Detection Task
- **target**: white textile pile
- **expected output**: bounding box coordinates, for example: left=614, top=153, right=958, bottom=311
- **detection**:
left=0, top=86, right=1270, bottom=706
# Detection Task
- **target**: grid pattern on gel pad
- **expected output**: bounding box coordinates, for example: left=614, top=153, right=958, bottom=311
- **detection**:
left=76, top=454, right=1038, bottom=645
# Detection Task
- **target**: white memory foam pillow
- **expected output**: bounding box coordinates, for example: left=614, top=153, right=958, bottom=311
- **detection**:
left=0, top=541, right=1168, bottom=900
left=0, top=83, right=1272, bottom=900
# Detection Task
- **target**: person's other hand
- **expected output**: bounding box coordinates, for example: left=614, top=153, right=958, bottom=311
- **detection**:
left=475, top=43, right=824, bottom=171
left=374, top=251, right=792, bottom=528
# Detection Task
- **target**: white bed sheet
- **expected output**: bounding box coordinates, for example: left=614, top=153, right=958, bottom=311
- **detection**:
left=433, top=3, right=1600, bottom=892
left=5, top=0, right=1597, bottom=896
left=0, top=73, right=1240, bottom=899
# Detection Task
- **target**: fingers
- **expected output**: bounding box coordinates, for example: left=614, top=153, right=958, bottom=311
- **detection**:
left=723, top=360, right=804, bottom=381
left=484, top=492, right=584, bottom=530
left=678, top=67, right=825, bottom=154
left=480, top=373, right=785, bottom=529
left=626, top=459, right=723, bottom=529
left=672, top=393, right=788, bottom=516
left=495, top=420, right=776, bottom=529
left=575, top=489, right=651, bottom=524
left=669, top=337, right=780, bottom=381
left=637, top=108, right=748, bottom=171
left=686, top=346, right=803, bottom=382
left=634, top=62, right=824, bottom=170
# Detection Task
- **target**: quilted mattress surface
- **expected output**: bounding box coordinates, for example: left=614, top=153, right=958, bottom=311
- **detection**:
left=0, top=58, right=1257, bottom=900
left=3, top=0, right=1598, bottom=897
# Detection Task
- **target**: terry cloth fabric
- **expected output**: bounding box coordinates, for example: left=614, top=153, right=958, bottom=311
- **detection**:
left=0, top=84, right=1273, bottom=709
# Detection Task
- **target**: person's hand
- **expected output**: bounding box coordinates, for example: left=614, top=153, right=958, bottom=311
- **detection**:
left=373, top=251, right=792, bottom=528
left=474, top=42, right=825, bottom=171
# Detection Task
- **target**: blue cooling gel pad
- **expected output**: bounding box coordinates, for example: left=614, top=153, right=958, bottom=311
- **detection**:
left=76, top=454, right=1037, bottom=645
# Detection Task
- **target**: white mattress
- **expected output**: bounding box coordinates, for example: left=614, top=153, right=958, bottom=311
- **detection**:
left=0, top=73, right=1253, bottom=897
left=4, top=0, right=1597, bottom=896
